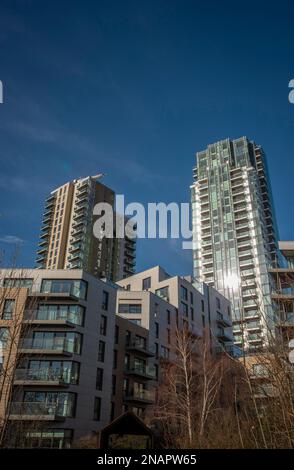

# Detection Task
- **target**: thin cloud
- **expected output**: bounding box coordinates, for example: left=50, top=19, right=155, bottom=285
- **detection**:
left=0, top=235, right=25, bottom=244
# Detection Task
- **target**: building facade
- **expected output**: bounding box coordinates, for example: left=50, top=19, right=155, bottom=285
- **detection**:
left=0, top=269, right=117, bottom=447
left=35, top=174, right=136, bottom=281
left=0, top=266, right=234, bottom=448
left=191, top=137, right=279, bottom=351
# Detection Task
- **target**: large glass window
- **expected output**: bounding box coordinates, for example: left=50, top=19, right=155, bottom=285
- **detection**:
left=2, top=299, right=15, bottom=320
left=26, top=304, right=85, bottom=326
left=22, top=391, right=76, bottom=417
left=142, top=277, right=151, bottom=290
left=24, top=332, right=82, bottom=355
left=24, top=429, right=73, bottom=449
left=40, top=279, right=87, bottom=300
left=3, top=278, right=33, bottom=289
left=23, top=360, right=80, bottom=384
left=0, top=327, right=9, bottom=348
left=118, top=304, right=142, bottom=314
left=155, top=286, right=169, bottom=301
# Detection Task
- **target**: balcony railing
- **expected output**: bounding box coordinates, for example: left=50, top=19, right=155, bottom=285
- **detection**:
left=217, top=312, right=231, bottom=327
left=124, top=364, right=157, bottom=379
left=14, top=368, right=72, bottom=384
left=9, top=402, right=69, bottom=418
left=124, top=389, right=155, bottom=403
left=20, top=337, right=74, bottom=353
left=126, top=340, right=154, bottom=357
left=24, top=309, right=83, bottom=326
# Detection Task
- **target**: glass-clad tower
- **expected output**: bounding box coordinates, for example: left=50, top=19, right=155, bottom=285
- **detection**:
left=191, top=137, right=279, bottom=351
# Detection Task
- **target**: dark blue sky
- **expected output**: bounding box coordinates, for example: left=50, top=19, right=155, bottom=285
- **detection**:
left=0, top=0, right=294, bottom=275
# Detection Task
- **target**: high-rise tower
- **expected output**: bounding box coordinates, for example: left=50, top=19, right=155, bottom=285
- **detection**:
left=36, top=174, right=136, bottom=281
left=191, top=137, right=279, bottom=351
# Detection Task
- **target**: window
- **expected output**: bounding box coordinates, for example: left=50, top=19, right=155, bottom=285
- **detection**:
left=167, top=329, right=170, bottom=344
left=102, top=291, right=109, bottom=311
left=28, top=304, right=85, bottom=326
left=23, top=391, right=76, bottom=418
left=114, top=325, right=119, bottom=344
left=142, top=277, right=151, bottom=290
left=216, top=297, right=221, bottom=310
left=93, top=397, right=101, bottom=421
left=155, top=286, right=169, bottom=301
left=24, top=429, right=73, bottom=449
left=113, top=350, right=118, bottom=369
left=124, top=354, right=130, bottom=370
left=28, top=331, right=82, bottom=355
left=155, top=322, right=159, bottom=339
left=201, top=300, right=205, bottom=312
left=118, top=304, right=142, bottom=314
left=112, top=375, right=116, bottom=395
left=96, top=368, right=104, bottom=391
left=202, top=315, right=205, bottom=327
left=27, top=360, right=79, bottom=385
left=110, top=402, right=115, bottom=421
left=3, top=278, right=33, bottom=289
left=125, top=284, right=131, bottom=291
left=161, top=346, right=169, bottom=359
left=167, top=309, right=171, bottom=325
left=2, top=299, right=15, bottom=319
left=98, top=341, right=105, bottom=362
left=190, top=292, right=194, bottom=304
left=227, top=306, right=231, bottom=317
left=0, top=327, right=9, bottom=348
left=100, top=315, right=107, bottom=336
left=190, top=307, right=194, bottom=321
left=180, top=286, right=188, bottom=301
left=181, top=302, right=188, bottom=317
left=40, top=279, right=87, bottom=300
left=155, top=343, right=159, bottom=359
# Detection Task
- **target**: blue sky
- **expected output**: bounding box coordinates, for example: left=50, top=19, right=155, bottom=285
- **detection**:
left=0, top=0, right=294, bottom=275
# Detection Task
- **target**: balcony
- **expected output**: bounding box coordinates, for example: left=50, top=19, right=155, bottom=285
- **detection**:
left=9, top=402, right=67, bottom=421
left=124, top=389, right=155, bottom=404
left=14, top=368, right=70, bottom=386
left=126, top=340, right=154, bottom=357
left=247, top=333, right=263, bottom=343
left=217, top=312, right=231, bottom=328
left=19, top=338, right=74, bottom=356
left=217, top=328, right=233, bottom=342
left=244, top=310, right=259, bottom=319
left=272, top=288, right=294, bottom=300
left=215, top=344, right=243, bottom=358
left=23, top=309, right=82, bottom=327
left=246, top=321, right=262, bottom=332
left=124, top=364, right=156, bottom=380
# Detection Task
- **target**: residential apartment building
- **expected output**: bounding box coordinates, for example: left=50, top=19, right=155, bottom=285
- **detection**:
left=269, top=241, right=294, bottom=344
left=0, top=269, right=117, bottom=448
left=116, top=266, right=235, bottom=359
left=35, top=174, right=136, bottom=281
left=112, top=315, right=155, bottom=421
left=0, top=266, right=235, bottom=448
left=191, top=137, right=279, bottom=351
